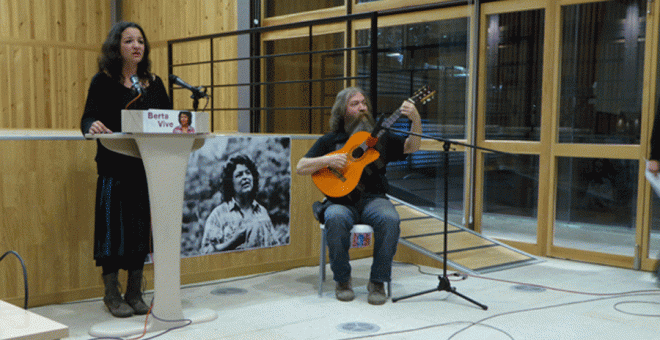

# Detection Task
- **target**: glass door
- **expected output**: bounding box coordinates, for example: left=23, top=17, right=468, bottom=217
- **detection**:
left=478, top=0, right=654, bottom=268
left=476, top=1, right=548, bottom=256
left=551, top=0, right=647, bottom=265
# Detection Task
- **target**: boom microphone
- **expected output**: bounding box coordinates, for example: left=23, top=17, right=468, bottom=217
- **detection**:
left=169, top=74, right=208, bottom=98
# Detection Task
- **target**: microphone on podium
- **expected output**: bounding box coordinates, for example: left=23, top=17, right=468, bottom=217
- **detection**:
left=169, top=74, right=208, bottom=99
left=130, top=74, right=143, bottom=95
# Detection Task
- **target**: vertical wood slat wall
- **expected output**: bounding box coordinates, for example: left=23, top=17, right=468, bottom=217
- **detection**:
left=0, top=136, right=342, bottom=308
left=0, top=139, right=100, bottom=304
left=0, top=0, right=109, bottom=129
left=0, top=0, right=241, bottom=130
left=0, top=0, right=112, bottom=305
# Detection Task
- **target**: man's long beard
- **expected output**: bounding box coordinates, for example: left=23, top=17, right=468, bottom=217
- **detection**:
left=345, top=112, right=376, bottom=135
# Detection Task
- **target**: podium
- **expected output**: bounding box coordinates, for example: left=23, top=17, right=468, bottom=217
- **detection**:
left=86, top=110, right=217, bottom=337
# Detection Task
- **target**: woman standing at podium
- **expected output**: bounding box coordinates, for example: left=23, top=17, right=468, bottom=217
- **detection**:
left=80, top=21, right=172, bottom=318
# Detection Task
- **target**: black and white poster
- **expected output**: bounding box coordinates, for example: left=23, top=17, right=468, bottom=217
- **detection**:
left=180, top=135, right=291, bottom=257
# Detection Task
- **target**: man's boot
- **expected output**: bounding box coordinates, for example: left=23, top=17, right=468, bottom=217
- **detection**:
left=102, top=272, right=133, bottom=318
left=367, top=281, right=387, bottom=305
left=125, top=269, right=150, bottom=315
left=335, top=279, right=355, bottom=302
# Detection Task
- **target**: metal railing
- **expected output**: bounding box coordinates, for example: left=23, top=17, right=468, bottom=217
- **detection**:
left=168, top=12, right=379, bottom=133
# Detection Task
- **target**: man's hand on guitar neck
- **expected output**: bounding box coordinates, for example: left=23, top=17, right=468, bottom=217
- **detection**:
left=400, top=100, right=422, bottom=154
left=400, top=99, right=418, bottom=118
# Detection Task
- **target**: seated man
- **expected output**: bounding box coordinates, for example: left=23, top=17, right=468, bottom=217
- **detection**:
left=296, top=87, right=421, bottom=305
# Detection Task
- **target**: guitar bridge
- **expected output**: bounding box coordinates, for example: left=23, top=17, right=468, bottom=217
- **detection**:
left=329, top=167, right=346, bottom=182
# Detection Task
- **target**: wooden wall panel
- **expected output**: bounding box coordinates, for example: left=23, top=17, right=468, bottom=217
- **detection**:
left=0, top=46, right=99, bottom=129
left=123, top=0, right=234, bottom=42
left=0, top=45, right=9, bottom=127
left=0, top=0, right=236, bottom=130
left=213, top=36, right=239, bottom=132
left=0, top=0, right=110, bottom=130
left=0, top=138, right=99, bottom=306
left=0, top=136, right=341, bottom=308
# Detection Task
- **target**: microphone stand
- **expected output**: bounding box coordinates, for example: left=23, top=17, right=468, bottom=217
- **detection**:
left=386, top=127, right=508, bottom=310
left=190, top=89, right=207, bottom=111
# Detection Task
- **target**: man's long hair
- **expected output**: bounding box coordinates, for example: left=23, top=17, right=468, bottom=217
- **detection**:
left=328, top=87, right=373, bottom=133
left=98, top=21, right=152, bottom=83
left=221, top=154, right=259, bottom=203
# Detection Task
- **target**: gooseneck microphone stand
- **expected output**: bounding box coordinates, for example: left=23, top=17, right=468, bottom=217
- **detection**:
left=386, top=127, right=507, bottom=310
left=190, top=89, right=207, bottom=111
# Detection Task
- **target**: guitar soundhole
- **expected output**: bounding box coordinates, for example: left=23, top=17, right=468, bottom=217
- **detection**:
left=352, top=147, right=364, bottom=159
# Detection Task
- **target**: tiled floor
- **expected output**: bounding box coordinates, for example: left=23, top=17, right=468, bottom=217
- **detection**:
left=31, top=257, right=660, bottom=340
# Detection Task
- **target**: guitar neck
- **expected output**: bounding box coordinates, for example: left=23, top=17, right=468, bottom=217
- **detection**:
left=373, top=98, right=414, bottom=139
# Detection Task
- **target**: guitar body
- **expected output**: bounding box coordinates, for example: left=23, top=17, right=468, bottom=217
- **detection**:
left=312, top=131, right=381, bottom=198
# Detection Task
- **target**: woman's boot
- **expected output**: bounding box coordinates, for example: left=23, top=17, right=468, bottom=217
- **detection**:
left=125, top=269, right=150, bottom=315
left=102, top=272, right=134, bottom=318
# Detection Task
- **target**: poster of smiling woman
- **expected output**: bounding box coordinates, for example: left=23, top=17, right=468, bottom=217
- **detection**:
left=179, top=136, right=291, bottom=257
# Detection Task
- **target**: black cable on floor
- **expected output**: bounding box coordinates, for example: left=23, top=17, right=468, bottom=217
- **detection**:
left=0, top=250, right=28, bottom=309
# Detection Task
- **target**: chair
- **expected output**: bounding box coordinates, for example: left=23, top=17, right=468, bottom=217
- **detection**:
left=318, top=223, right=392, bottom=297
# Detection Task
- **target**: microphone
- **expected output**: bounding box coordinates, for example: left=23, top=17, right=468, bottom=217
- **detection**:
left=130, top=74, right=143, bottom=95
left=169, top=74, right=208, bottom=98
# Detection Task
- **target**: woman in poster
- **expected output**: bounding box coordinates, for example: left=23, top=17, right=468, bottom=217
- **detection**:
left=173, top=111, right=195, bottom=133
left=200, top=154, right=275, bottom=254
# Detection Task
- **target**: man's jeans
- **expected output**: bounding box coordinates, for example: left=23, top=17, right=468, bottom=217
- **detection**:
left=323, top=194, right=400, bottom=284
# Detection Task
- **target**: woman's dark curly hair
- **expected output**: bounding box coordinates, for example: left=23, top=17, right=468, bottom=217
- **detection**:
left=221, top=154, right=259, bottom=203
left=98, top=21, right=151, bottom=82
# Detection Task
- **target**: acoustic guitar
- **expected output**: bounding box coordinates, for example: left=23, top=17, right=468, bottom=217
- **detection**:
left=312, top=86, right=436, bottom=198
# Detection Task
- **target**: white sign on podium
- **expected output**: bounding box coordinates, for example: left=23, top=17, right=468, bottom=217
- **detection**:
left=122, top=109, right=210, bottom=134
